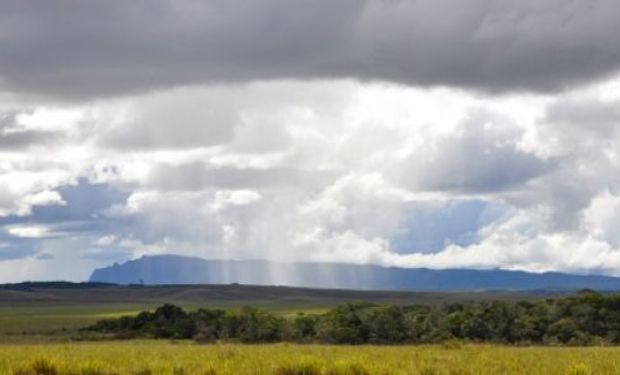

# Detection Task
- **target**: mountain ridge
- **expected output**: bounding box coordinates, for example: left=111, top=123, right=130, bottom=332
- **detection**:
left=88, top=254, right=620, bottom=291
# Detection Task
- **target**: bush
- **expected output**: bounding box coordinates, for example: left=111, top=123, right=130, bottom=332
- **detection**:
left=84, top=293, right=620, bottom=346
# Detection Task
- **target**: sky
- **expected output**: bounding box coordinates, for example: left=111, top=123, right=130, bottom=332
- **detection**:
left=2, top=0, right=620, bottom=282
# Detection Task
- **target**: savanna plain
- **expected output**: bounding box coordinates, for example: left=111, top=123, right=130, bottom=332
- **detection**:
left=0, top=284, right=616, bottom=375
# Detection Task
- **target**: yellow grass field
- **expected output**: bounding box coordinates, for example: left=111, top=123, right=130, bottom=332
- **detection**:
left=0, top=341, right=618, bottom=375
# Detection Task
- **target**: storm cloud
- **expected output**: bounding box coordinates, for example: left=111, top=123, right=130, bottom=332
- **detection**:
left=1, top=0, right=620, bottom=99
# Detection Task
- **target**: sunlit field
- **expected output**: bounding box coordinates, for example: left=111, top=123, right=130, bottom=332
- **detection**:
left=3, top=288, right=620, bottom=374
left=2, top=294, right=620, bottom=374
left=0, top=341, right=618, bottom=375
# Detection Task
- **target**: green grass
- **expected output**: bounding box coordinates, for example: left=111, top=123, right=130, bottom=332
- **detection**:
left=0, top=341, right=618, bottom=374
left=0, top=304, right=157, bottom=343
left=0, top=302, right=330, bottom=344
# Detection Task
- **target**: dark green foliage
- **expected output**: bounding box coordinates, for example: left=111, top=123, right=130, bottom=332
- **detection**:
left=365, top=305, right=409, bottom=344
left=291, top=313, right=320, bottom=342
left=236, top=306, right=284, bottom=343
left=315, top=302, right=374, bottom=344
left=84, top=291, right=620, bottom=345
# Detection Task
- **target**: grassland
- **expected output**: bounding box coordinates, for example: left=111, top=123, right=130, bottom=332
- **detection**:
left=0, top=284, right=610, bottom=374
left=0, top=341, right=618, bottom=374
left=0, top=304, right=158, bottom=343
left=0, top=283, right=562, bottom=343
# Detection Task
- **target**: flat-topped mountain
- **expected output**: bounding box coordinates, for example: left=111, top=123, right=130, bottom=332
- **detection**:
left=89, top=255, right=620, bottom=291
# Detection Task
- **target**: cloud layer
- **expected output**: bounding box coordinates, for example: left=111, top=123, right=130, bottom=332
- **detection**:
left=1, top=0, right=620, bottom=99
left=0, top=76, right=620, bottom=281
left=2, top=1, right=620, bottom=282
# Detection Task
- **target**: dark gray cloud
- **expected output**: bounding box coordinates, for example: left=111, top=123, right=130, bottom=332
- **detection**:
left=0, top=111, right=59, bottom=149
left=1, top=0, right=619, bottom=99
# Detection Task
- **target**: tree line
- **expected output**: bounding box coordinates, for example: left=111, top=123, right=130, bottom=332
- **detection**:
left=84, top=290, right=620, bottom=345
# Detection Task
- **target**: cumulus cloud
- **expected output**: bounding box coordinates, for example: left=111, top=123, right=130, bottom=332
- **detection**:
left=1, top=0, right=620, bottom=99
left=388, top=110, right=554, bottom=193
left=2, top=74, right=620, bottom=280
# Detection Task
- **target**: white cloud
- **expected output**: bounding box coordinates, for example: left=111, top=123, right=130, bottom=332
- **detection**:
left=211, top=190, right=262, bottom=211
left=583, top=191, right=620, bottom=247
left=93, top=235, right=117, bottom=247
left=3, top=75, right=620, bottom=279
left=22, top=190, right=66, bottom=209
left=7, top=224, right=57, bottom=239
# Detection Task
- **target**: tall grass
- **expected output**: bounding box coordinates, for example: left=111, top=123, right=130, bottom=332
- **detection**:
left=274, top=361, right=322, bottom=375
left=0, top=341, right=619, bottom=374
left=30, top=358, right=57, bottom=375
